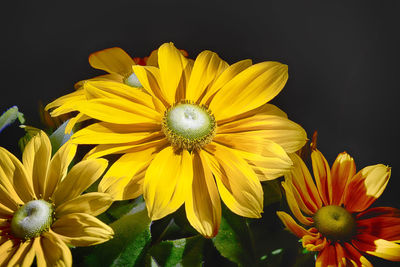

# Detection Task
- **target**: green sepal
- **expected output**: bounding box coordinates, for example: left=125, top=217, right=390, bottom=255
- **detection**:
left=18, top=125, right=41, bottom=153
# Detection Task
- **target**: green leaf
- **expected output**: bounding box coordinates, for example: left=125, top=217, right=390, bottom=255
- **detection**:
left=83, top=202, right=152, bottom=267
left=212, top=205, right=256, bottom=267
left=150, top=236, right=205, bottom=267
left=0, top=106, right=25, bottom=133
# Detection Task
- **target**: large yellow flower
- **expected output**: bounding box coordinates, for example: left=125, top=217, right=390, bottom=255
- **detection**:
left=0, top=131, right=113, bottom=267
left=47, top=42, right=307, bottom=237
left=277, top=148, right=400, bottom=266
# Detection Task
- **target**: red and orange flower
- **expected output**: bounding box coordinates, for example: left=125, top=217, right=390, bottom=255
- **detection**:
left=277, top=144, right=400, bottom=266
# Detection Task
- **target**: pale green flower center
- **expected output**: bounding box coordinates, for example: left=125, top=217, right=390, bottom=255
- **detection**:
left=162, top=102, right=216, bottom=151
left=124, top=72, right=143, bottom=88
left=313, top=205, right=356, bottom=241
left=11, top=200, right=54, bottom=240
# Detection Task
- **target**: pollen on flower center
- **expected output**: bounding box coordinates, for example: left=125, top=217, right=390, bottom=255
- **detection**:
left=162, top=101, right=216, bottom=151
left=124, top=72, right=143, bottom=88
left=313, top=205, right=356, bottom=241
left=11, top=199, right=54, bottom=240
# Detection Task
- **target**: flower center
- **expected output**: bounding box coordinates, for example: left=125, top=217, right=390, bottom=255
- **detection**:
left=124, top=72, right=143, bottom=88
left=11, top=200, right=54, bottom=240
left=162, top=101, right=216, bottom=151
left=313, top=205, right=356, bottom=241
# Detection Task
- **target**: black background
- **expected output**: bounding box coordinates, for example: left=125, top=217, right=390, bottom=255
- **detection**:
left=1, top=1, right=399, bottom=266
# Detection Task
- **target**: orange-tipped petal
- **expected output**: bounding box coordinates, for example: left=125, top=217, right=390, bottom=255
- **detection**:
left=344, top=164, right=391, bottom=212
left=330, top=152, right=356, bottom=205
left=311, top=149, right=333, bottom=205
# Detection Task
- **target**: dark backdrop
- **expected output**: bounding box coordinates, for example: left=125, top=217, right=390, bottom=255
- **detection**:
left=1, top=1, right=399, bottom=266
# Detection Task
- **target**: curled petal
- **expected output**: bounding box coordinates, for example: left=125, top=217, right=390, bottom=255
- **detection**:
left=88, top=47, right=134, bottom=76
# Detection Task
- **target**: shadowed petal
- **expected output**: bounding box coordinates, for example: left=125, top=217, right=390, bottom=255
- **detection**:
left=35, top=233, right=72, bottom=267
left=204, top=143, right=263, bottom=218
left=143, top=147, right=193, bottom=220
left=185, top=151, right=221, bottom=238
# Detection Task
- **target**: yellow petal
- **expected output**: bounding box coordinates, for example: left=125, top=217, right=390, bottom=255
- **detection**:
left=201, top=59, right=252, bottom=106
left=36, top=233, right=72, bottom=267
left=53, top=158, right=108, bottom=205
left=186, top=50, right=228, bottom=102
left=49, top=99, right=87, bottom=118
left=52, top=213, right=113, bottom=246
left=311, top=149, right=333, bottom=206
left=214, top=136, right=292, bottom=181
left=64, top=113, right=90, bottom=134
left=217, top=114, right=307, bottom=154
left=0, top=202, right=13, bottom=216
left=22, top=131, right=52, bottom=198
left=76, top=98, right=161, bottom=124
left=43, top=141, right=77, bottom=200
left=367, top=238, right=400, bottom=261
left=209, top=62, right=288, bottom=121
left=143, top=147, right=193, bottom=220
left=0, top=239, right=17, bottom=266
left=185, top=151, right=221, bottom=238
left=0, top=148, right=27, bottom=207
left=99, top=149, right=156, bottom=201
left=56, top=192, right=113, bottom=217
left=89, top=47, right=135, bottom=76
left=45, top=89, right=85, bottom=112
left=132, top=65, right=169, bottom=109
left=6, top=239, right=35, bottom=267
left=83, top=80, right=157, bottom=110
left=72, top=123, right=160, bottom=145
left=84, top=137, right=167, bottom=160
left=204, top=143, right=263, bottom=218
left=353, top=234, right=400, bottom=262
left=158, top=42, right=190, bottom=105
left=74, top=73, right=124, bottom=89
left=145, top=49, right=159, bottom=67
left=344, top=164, right=391, bottom=212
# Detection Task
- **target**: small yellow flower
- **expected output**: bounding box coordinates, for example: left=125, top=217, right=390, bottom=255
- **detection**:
left=47, top=42, right=307, bottom=237
left=277, top=147, right=400, bottom=266
left=0, top=131, right=113, bottom=267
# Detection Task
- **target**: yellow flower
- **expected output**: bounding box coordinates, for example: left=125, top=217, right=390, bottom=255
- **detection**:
left=0, top=131, right=113, bottom=267
left=277, top=148, right=400, bottom=266
left=47, top=42, right=307, bottom=237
